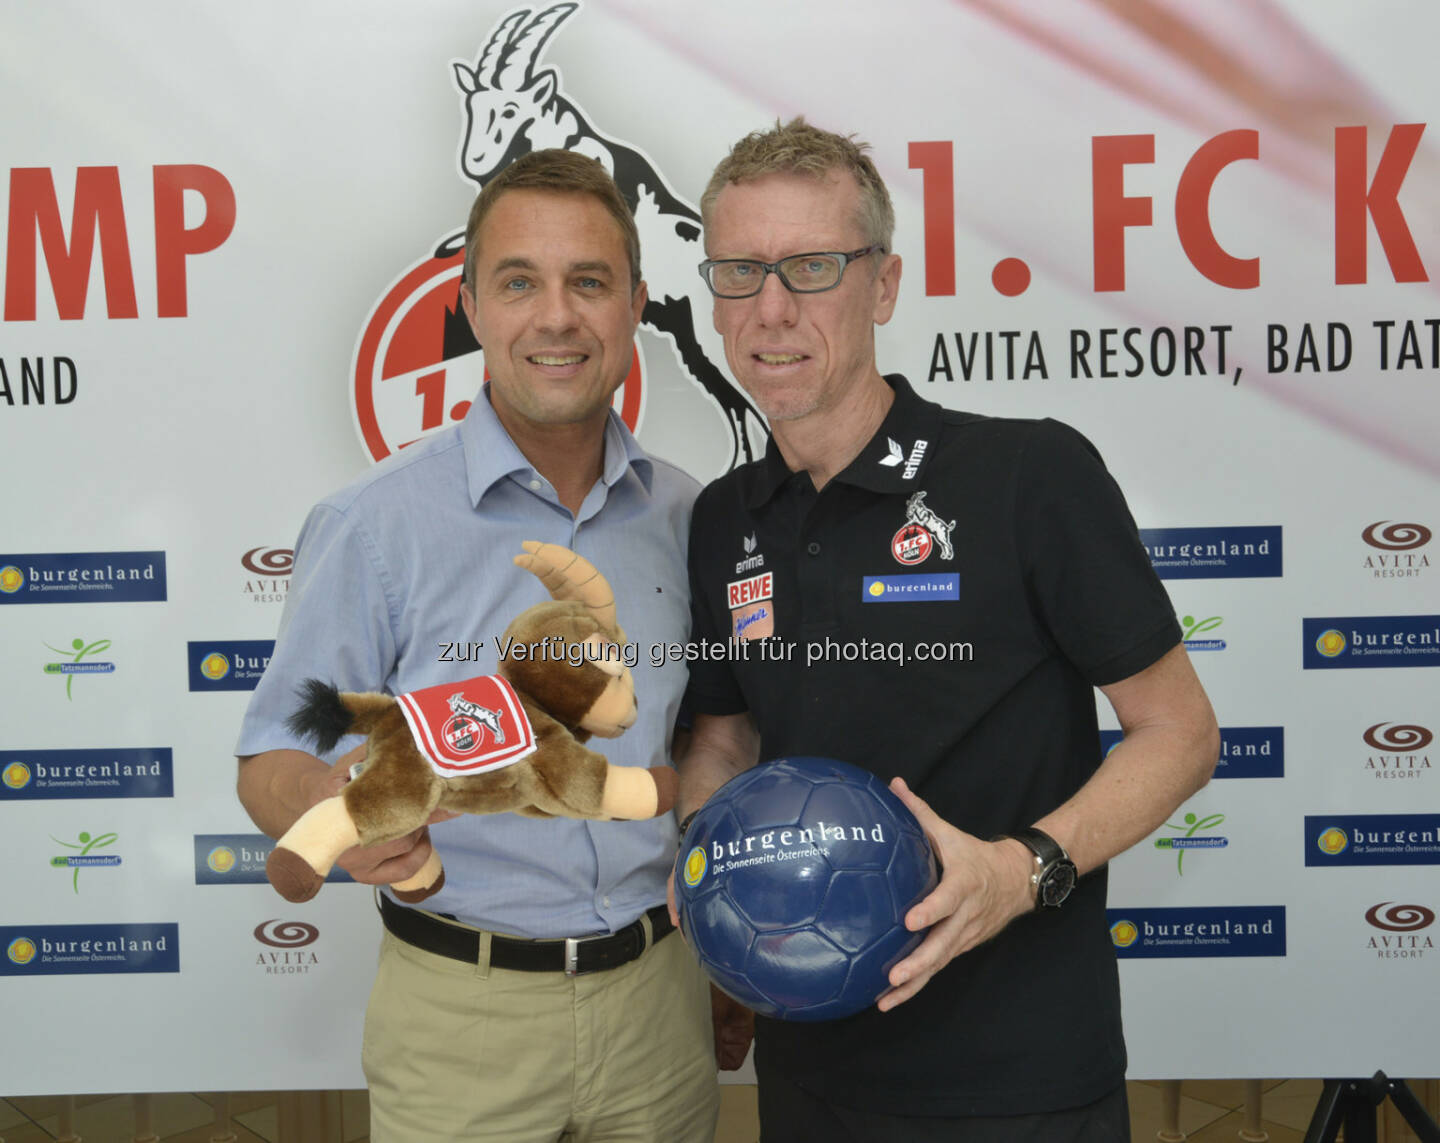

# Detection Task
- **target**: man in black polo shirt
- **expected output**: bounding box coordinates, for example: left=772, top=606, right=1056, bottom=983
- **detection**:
left=676, top=118, right=1220, bottom=1141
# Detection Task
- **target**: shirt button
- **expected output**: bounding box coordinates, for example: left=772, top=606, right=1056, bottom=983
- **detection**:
left=529, top=479, right=542, bottom=491
left=807, top=542, right=821, bottom=556
left=602, top=896, right=611, bottom=908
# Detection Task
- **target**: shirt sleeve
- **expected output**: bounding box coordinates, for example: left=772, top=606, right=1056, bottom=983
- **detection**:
left=234, top=502, right=399, bottom=758
left=1015, top=419, right=1180, bottom=686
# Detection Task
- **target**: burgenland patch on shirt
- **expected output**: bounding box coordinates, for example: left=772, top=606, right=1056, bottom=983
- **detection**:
left=727, top=571, right=775, bottom=640
left=396, top=674, right=537, bottom=775
left=862, top=573, right=960, bottom=602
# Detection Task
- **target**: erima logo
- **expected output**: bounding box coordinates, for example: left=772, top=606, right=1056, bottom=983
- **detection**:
left=902, top=439, right=928, bottom=479
left=735, top=533, right=764, bottom=574
left=878, top=438, right=928, bottom=479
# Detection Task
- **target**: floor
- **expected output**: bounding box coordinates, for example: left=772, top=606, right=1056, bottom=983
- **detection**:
left=0, top=1078, right=1418, bottom=1141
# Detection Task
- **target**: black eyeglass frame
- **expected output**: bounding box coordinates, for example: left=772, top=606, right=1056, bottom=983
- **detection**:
left=697, top=245, right=883, bottom=298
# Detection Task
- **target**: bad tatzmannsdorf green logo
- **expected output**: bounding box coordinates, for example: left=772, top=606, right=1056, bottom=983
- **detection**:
left=1154, top=811, right=1228, bottom=875
left=50, top=830, right=121, bottom=892
left=42, top=636, right=114, bottom=699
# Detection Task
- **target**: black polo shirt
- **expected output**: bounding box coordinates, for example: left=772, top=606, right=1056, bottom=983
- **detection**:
left=685, top=374, right=1179, bottom=1117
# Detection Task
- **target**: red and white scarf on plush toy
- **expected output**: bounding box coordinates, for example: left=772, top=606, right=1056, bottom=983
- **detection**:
left=396, top=675, right=537, bottom=776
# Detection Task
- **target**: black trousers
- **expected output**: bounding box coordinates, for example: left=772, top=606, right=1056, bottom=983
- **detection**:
left=757, top=1069, right=1131, bottom=1143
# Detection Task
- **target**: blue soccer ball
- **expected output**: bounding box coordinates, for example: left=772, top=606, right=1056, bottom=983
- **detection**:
left=674, top=756, right=938, bottom=1021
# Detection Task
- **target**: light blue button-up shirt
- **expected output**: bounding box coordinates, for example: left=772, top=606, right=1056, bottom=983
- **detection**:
left=236, top=389, right=698, bottom=938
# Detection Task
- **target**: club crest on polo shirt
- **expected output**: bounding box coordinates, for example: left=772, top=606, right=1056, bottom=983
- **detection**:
left=396, top=675, right=537, bottom=776
left=726, top=571, right=774, bottom=640
left=892, top=491, right=955, bottom=565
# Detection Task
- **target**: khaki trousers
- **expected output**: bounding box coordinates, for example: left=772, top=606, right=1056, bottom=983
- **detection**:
left=363, top=915, right=719, bottom=1142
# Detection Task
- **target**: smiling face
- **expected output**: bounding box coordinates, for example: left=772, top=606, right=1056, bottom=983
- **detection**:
left=461, top=189, right=647, bottom=438
left=706, top=170, right=900, bottom=426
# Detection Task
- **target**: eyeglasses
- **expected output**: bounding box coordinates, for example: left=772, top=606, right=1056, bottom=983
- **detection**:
left=697, top=246, right=882, bottom=299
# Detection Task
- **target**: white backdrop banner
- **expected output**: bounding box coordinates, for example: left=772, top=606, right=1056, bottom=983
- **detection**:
left=2, top=0, right=1438, bottom=1094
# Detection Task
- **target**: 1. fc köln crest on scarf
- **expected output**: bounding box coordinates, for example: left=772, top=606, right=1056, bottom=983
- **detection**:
left=350, top=2, right=766, bottom=469
left=397, top=674, right=537, bottom=775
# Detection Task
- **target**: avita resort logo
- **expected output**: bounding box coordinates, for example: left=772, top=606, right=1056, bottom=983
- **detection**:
left=253, top=919, right=320, bottom=977
left=1363, top=902, right=1434, bottom=960
left=1362, top=722, right=1432, bottom=781
left=241, top=547, right=292, bottom=604
left=1361, top=521, right=1430, bottom=580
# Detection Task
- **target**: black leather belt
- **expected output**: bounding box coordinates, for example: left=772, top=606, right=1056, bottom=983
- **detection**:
left=378, top=892, right=673, bottom=975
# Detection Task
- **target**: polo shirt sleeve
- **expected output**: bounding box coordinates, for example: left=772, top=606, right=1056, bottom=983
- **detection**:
left=682, top=485, right=749, bottom=716
left=234, top=502, right=398, bottom=758
left=1015, top=419, right=1180, bottom=687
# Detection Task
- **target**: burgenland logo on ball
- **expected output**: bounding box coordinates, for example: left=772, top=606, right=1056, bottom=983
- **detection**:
left=350, top=2, right=763, bottom=471
left=689, top=816, right=891, bottom=881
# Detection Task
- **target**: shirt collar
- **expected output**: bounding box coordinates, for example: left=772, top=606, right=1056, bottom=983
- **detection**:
left=460, top=385, right=654, bottom=508
left=741, top=374, right=943, bottom=508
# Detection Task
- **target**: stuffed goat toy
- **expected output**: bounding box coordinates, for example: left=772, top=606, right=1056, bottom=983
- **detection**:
left=264, top=542, right=676, bottom=903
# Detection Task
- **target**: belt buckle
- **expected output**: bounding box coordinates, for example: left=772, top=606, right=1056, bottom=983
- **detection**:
left=564, top=936, right=584, bottom=976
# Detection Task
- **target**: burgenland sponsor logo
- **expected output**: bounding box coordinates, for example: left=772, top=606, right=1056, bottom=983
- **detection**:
left=195, top=834, right=354, bottom=885
left=0, top=551, right=166, bottom=604
left=1303, top=615, right=1440, bottom=669
left=1, top=748, right=173, bottom=800
left=1102, top=727, right=1283, bottom=779
left=1153, top=809, right=1227, bottom=874
left=1307, top=814, right=1440, bottom=866
left=0, top=924, right=179, bottom=976
left=253, top=919, right=321, bottom=976
left=42, top=636, right=114, bottom=700
left=862, top=573, right=960, bottom=602
left=1362, top=722, right=1432, bottom=780
left=1361, top=521, right=1431, bottom=580
left=187, top=640, right=274, bottom=691
left=241, top=546, right=292, bottom=604
left=1181, top=614, right=1226, bottom=652
left=1141, top=526, right=1282, bottom=579
left=1364, top=902, right=1434, bottom=960
left=49, top=830, right=121, bottom=893
left=351, top=2, right=763, bottom=471
left=1107, top=906, right=1285, bottom=959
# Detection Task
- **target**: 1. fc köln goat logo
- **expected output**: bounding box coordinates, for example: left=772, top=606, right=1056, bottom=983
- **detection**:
left=351, top=2, right=766, bottom=467
left=893, top=491, right=956, bottom=564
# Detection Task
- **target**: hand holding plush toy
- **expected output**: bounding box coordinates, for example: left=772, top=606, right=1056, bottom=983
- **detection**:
left=265, top=542, right=676, bottom=904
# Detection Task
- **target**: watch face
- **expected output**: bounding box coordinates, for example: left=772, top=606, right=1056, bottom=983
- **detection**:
left=1039, top=862, right=1077, bottom=908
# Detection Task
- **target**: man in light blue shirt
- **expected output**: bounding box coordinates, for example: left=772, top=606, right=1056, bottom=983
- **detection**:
left=237, top=149, right=720, bottom=1142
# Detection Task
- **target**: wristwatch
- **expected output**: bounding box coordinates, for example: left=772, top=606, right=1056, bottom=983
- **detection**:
left=1002, top=827, right=1077, bottom=910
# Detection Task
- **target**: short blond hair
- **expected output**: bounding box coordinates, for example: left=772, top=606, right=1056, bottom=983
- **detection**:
left=700, top=117, right=894, bottom=251
left=463, top=149, right=642, bottom=291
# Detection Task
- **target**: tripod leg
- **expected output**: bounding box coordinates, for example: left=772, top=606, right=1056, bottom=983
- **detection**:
left=1385, top=1078, right=1440, bottom=1143
left=1303, top=1080, right=1350, bottom=1143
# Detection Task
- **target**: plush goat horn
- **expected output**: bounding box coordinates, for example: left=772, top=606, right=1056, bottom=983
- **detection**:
left=513, top=541, right=620, bottom=638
